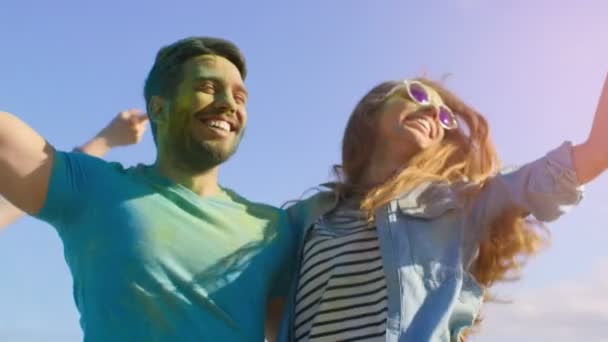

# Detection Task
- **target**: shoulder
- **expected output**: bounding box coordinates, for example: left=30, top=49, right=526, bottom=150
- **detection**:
left=285, top=185, right=339, bottom=230
left=56, top=149, right=127, bottom=174
left=222, top=187, right=287, bottom=222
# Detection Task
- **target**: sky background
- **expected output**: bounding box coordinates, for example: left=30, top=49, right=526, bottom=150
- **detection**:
left=1, top=0, right=607, bottom=341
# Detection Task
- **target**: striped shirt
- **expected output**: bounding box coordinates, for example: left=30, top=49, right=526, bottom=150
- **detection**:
left=293, top=203, right=388, bottom=342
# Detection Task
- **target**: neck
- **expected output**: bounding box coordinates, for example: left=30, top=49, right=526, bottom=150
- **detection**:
left=154, top=154, right=222, bottom=197
left=362, top=147, right=412, bottom=186
left=363, top=158, right=403, bottom=187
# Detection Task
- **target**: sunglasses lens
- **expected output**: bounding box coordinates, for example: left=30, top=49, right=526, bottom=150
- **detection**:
left=408, top=82, right=430, bottom=104
left=438, top=106, right=457, bottom=129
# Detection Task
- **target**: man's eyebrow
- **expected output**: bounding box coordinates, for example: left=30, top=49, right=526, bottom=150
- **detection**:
left=193, top=76, right=221, bottom=83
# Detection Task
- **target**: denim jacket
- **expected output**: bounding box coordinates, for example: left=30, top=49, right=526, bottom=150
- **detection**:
left=277, top=142, right=583, bottom=342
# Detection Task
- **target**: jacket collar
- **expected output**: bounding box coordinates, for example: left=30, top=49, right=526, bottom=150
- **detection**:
left=318, top=181, right=467, bottom=219
left=395, top=181, right=465, bottom=219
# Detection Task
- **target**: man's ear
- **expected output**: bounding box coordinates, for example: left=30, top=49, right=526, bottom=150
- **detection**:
left=148, top=96, right=167, bottom=125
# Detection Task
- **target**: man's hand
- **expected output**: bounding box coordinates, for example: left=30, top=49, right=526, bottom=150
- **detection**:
left=99, top=109, right=149, bottom=148
left=78, top=109, right=149, bottom=157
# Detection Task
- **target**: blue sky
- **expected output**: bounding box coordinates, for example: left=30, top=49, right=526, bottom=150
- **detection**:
left=1, top=0, right=607, bottom=341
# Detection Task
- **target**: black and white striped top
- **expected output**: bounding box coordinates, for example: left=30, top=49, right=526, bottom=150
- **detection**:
left=293, top=203, right=388, bottom=342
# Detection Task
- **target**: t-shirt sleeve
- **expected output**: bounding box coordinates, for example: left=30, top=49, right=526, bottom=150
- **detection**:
left=34, top=150, right=113, bottom=229
left=270, top=210, right=299, bottom=299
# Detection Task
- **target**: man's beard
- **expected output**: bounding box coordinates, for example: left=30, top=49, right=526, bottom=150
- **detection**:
left=166, top=116, right=245, bottom=174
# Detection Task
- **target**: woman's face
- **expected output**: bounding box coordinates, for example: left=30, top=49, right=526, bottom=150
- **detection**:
left=374, top=83, right=448, bottom=163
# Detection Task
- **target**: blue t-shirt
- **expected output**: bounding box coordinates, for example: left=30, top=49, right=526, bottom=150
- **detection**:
left=35, top=151, right=296, bottom=342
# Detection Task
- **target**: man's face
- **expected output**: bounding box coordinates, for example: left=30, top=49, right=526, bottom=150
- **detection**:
left=156, top=55, right=248, bottom=173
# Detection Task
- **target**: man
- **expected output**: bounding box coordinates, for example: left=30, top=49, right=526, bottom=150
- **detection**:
left=0, top=109, right=148, bottom=229
left=0, top=37, right=295, bottom=341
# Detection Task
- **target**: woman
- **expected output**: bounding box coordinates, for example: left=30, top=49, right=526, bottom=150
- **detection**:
left=278, top=76, right=608, bottom=341
left=0, top=109, right=148, bottom=229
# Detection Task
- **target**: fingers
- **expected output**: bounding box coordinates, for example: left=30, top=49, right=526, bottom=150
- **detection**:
left=118, top=108, right=144, bottom=120
left=133, top=114, right=149, bottom=126
left=116, top=109, right=149, bottom=130
left=118, top=109, right=139, bottom=120
left=125, top=110, right=148, bottom=141
left=131, top=114, right=149, bottom=136
left=135, top=113, right=149, bottom=123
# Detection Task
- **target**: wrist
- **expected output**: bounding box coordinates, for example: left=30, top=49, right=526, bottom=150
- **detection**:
left=580, top=139, right=608, bottom=170
left=93, top=131, right=115, bottom=148
left=77, top=134, right=112, bottom=157
left=572, top=140, right=608, bottom=185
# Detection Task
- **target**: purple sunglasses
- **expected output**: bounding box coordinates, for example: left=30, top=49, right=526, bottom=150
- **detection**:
left=389, top=80, right=458, bottom=130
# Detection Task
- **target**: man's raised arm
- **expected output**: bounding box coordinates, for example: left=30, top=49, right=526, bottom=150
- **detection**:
left=0, top=112, right=54, bottom=215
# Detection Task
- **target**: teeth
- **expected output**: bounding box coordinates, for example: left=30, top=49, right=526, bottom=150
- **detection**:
left=421, top=120, right=431, bottom=132
left=206, top=120, right=231, bottom=132
left=408, top=118, right=431, bottom=133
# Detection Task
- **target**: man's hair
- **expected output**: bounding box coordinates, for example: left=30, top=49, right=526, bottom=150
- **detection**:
left=143, top=36, right=247, bottom=141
